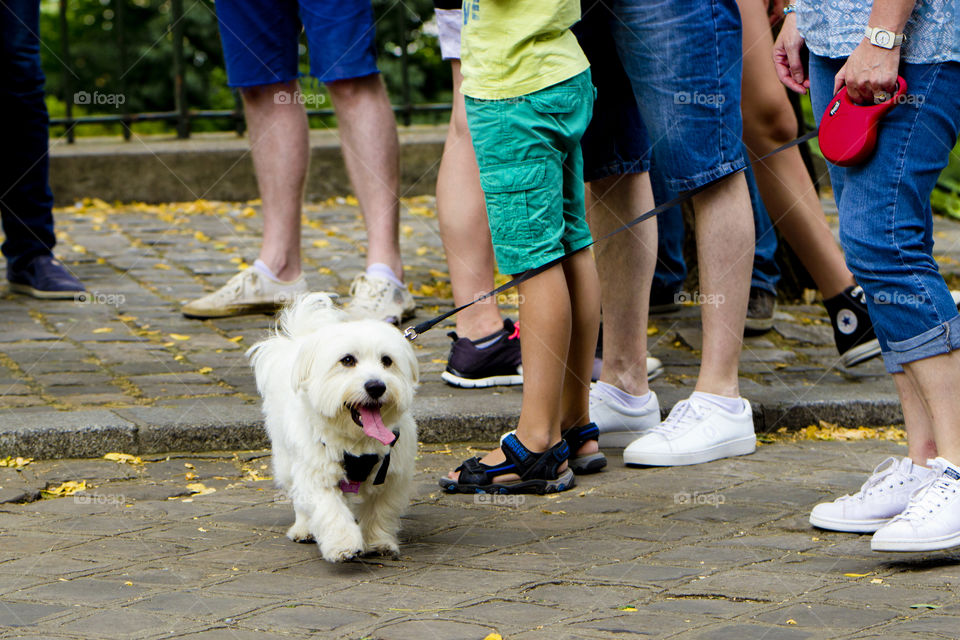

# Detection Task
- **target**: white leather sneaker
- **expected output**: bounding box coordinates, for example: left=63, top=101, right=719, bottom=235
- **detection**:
left=346, top=273, right=416, bottom=325
left=181, top=267, right=308, bottom=318
left=623, top=395, right=755, bottom=466
left=589, top=386, right=661, bottom=449
left=871, top=457, right=960, bottom=552
left=809, top=457, right=936, bottom=533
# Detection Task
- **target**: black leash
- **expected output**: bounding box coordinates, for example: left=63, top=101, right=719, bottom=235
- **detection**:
left=404, top=128, right=820, bottom=341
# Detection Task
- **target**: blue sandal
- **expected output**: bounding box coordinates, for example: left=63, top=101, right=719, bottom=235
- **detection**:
left=439, top=433, right=575, bottom=494
left=562, top=423, right=607, bottom=474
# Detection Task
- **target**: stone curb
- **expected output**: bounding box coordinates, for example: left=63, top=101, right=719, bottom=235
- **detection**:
left=0, top=395, right=902, bottom=460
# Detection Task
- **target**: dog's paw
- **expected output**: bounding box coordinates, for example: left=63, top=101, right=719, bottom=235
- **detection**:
left=286, top=524, right=315, bottom=544
left=319, top=528, right=365, bottom=563
left=363, top=539, right=400, bottom=559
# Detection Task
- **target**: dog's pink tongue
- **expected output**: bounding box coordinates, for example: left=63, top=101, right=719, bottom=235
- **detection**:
left=358, top=407, right=395, bottom=445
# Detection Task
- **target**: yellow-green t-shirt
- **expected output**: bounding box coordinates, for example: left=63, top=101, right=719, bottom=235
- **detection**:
left=460, top=0, right=590, bottom=100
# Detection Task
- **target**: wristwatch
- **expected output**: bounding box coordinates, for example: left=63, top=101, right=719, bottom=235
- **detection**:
left=864, top=26, right=906, bottom=49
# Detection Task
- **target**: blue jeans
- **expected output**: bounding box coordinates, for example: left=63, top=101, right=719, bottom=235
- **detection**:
left=810, top=55, right=960, bottom=373
left=0, top=0, right=56, bottom=269
left=652, top=162, right=780, bottom=296
left=576, top=0, right=747, bottom=190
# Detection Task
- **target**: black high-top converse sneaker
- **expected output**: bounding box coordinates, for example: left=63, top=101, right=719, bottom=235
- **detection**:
left=823, top=285, right=881, bottom=367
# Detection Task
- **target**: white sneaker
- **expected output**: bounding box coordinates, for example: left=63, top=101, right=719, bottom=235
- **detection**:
left=622, top=395, right=755, bottom=466
left=346, top=273, right=416, bottom=325
left=181, top=267, right=308, bottom=318
left=590, top=387, right=661, bottom=448
left=871, top=457, right=960, bottom=552
left=809, top=457, right=936, bottom=533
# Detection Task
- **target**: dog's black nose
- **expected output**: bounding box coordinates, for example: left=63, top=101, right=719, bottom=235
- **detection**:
left=364, top=379, right=386, bottom=399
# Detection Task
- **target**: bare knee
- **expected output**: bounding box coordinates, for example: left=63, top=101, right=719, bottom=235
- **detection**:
left=326, top=74, right=383, bottom=107
left=744, top=107, right=799, bottom=150
left=240, top=81, right=298, bottom=106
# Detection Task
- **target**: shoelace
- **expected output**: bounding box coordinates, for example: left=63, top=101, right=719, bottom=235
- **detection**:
left=650, top=399, right=705, bottom=436
left=836, top=457, right=903, bottom=503
left=893, top=468, right=954, bottom=523
left=215, top=269, right=259, bottom=301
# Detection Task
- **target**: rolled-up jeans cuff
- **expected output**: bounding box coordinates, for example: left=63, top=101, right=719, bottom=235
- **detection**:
left=882, top=314, right=960, bottom=374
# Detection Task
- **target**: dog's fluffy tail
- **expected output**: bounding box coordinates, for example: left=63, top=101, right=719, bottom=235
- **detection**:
left=246, top=292, right=343, bottom=377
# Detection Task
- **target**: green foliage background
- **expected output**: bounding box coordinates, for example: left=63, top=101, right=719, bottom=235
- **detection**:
left=39, top=0, right=450, bottom=135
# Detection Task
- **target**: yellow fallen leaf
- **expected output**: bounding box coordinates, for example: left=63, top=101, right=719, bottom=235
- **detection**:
left=415, top=246, right=429, bottom=257
left=124, top=581, right=133, bottom=586
left=185, top=472, right=198, bottom=481
left=194, top=231, right=210, bottom=242
left=92, top=327, right=113, bottom=334
left=483, top=634, right=502, bottom=640
left=198, top=367, right=213, bottom=374
left=0, top=456, right=33, bottom=468
left=344, top=195, right=359, bottom=206
left=117, top=315, right=137, bottom=322
left=647, top=326, right=659, bottom=336
left=186, top=483, right=216, bottom=496
left=786, top=619, right=798, bottom=625
left=227, top=335, right=244, bottom=343
left=541, top=509, right=566, bottom=515
left=169, top=333, right=191, bottom=341
left=103, top=452, right=142, bottom=465
left=844, top=573, right=872, bottom=578
left=618, top=606, right=638, bottom=612
left=184, top=463, right=195, bottom=469
left=241, top=207, right=257, bottom=218
left=312, top=239, right=330, bottom=249
left=154, top=263, right=171, bottom=270
left=870, top=578, right=884, bottom=584
left=197, top=527, right=207, bottom=532
left=43, top=480, right=87, bottom=497
left=317, top=267, right=333, bottom=275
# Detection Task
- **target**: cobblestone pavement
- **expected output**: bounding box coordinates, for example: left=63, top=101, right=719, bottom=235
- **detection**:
left=1, top=437, right=959, bottom=639
left=4, top=195, right=960, bottom=456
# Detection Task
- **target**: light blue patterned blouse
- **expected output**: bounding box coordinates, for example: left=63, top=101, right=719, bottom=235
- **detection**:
left=797, top=0, right=960, bottom=64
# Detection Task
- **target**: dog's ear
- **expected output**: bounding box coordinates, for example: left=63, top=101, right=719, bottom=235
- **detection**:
left=292, top=337, right=321, bottom=392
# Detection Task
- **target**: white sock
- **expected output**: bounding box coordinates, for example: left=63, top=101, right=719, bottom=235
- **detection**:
left=594, top=381, right=652, bottom=410
left=690, top=391, right=745, bottom=414
left=253, top=259, right=280, bottom=282
left=366, top=262, right=403, bottom=287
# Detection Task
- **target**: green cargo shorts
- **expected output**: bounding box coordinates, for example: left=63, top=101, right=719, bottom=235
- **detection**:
left=465, top=70, right=595, bottom=275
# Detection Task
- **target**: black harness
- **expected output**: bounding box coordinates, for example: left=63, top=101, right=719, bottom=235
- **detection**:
left=342, top=430, right=400, bottom=486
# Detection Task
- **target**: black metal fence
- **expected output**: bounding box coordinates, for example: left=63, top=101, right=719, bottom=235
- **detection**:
left=50, top=0, right=451, bottom=143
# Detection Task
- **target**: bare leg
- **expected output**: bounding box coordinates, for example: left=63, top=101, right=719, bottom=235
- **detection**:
left=586, top=173, right=657, bottom=397
left=692, top=174, right=754, bottom=398
left=436, top=60, right=504, bottom=339
left=448, top=264, right=571, bottom=481
left=559, top=249, right=602, bottom=429
left=902, top=352, right=960, bottom=463
left=893, top=372, right=938, bottom=464
left=737, top=0, right=852, bottom=298
left=242, top=81, right=308, bottom=281
left=327, top=75, right=403, bottom=277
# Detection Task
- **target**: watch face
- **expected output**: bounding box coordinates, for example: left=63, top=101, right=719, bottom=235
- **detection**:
left=875, top=30, right=891, bottom=46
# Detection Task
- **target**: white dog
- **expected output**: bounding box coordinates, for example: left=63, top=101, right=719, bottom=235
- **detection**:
left=247, top=293, right=419, bottom=563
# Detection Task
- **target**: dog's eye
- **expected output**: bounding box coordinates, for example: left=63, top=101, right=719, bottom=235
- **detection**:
left=340, top=355, right=357, bottom=367
left=381, top=355, right=393, bottom=367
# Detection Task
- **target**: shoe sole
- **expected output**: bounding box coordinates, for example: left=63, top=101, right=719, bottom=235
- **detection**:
left=809, top=513, right=889, bottom=533
left=182, top=303, right=281, bottom=319
left=841, top=338, right=882, bottom=368
left=9, top=283, right=85, bottom=300
left=441, top=371, right=523, bottom=388
left=569, top=453, right=607, bottom=475
left=647, top=362, right=664, bottom=381
left=438, top=468, right=576, bottom=494
left=623, top=434, right=757, bottom=467
left=871, top=530, right=960, bottom=552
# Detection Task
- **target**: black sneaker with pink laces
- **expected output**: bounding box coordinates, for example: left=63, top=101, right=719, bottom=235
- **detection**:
left=441, top=319, right=523, bottom=388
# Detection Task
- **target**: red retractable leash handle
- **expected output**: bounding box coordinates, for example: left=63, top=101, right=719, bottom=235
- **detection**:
left=818, top=75, right=907, bottom=167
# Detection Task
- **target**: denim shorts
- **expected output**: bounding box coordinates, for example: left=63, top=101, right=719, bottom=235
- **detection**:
left=215, top=0, right=379, bottom=86
left=574, top=0, right=746, bottom=191
left=810, top=55, right=960, bottom=373
left=465, top=71, right=595, bottom=275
